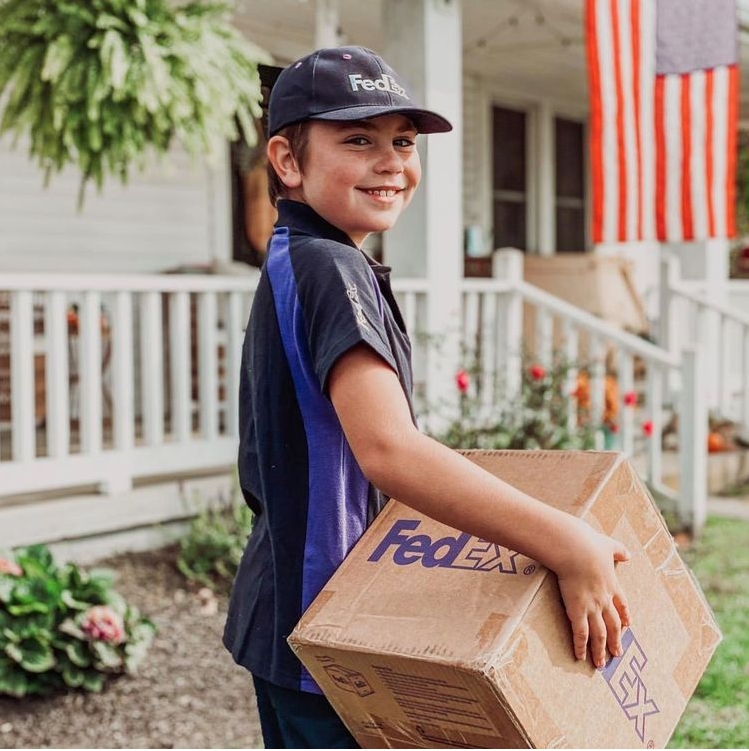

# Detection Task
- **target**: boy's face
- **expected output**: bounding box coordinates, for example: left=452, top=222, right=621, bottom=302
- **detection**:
left=286, top=114, right=421, bottom=246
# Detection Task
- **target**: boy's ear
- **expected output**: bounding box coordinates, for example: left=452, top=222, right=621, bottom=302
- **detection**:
left=267, top=135, right=302, bottom=190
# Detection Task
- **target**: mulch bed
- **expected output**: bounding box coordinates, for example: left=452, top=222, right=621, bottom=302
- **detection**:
left=0, top=545, right=263, bottom=749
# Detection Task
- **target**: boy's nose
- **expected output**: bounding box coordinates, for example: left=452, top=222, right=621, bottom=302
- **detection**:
left=374, top=147, right=404, bottom=174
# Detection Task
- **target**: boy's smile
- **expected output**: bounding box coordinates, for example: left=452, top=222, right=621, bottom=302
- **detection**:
left=276, top=114, right=421, bottom=247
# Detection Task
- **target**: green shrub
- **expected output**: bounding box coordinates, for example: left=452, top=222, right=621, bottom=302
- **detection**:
left=0, top=545, right=155, bottom=698
left=177, top=500, right=253, bottom=591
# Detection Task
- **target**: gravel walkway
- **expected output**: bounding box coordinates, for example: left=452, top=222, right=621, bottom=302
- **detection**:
left=0, top=546, right=263, bottom=749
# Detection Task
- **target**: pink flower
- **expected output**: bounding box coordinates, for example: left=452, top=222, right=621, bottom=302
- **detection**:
left=529, top=364, right=546, bottom=380
left=0, top=558, right=22, bottom=577
left=642, top=420, right=654, bottom=437
left=623, top=391, right=637, bottom=407
left=81, top=605, right=125, bottom=644
left=455, top=369, right=470, bottom=394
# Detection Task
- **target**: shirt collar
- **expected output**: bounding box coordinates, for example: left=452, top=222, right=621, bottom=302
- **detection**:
left=275, top=199, right=393, bottom=278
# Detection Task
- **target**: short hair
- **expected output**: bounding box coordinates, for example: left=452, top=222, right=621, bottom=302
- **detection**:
left=267, top=121, right=311, bottom=206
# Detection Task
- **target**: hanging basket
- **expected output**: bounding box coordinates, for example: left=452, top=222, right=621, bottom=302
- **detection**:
left=0, top=0, right=269, bottom=208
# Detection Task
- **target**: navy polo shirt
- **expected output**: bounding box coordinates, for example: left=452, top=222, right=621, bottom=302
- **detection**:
left=223, top=199, right=416, bottom=693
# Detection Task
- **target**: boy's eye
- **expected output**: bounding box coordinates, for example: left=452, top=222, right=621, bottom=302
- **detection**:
left=344, top=136, right=371, bottom=146
left=395, top=138, right=416, bottom=148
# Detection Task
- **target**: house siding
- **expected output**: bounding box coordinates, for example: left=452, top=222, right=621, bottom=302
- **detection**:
left=0, top=136, right=227, bottom=273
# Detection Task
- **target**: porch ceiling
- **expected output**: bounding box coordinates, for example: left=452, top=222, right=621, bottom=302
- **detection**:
left=234, top=0, right=749, bottom=120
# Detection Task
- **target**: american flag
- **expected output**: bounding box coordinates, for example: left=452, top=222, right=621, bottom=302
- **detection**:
left=586, top=0, right=739, bottom=244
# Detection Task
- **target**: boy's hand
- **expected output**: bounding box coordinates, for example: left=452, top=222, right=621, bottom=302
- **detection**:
left=553, top=521, right=632, bottom=668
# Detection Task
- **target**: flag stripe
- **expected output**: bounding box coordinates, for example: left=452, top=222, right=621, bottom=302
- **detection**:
left=610, top=0, right=628, bottom=241
left=640, top=0, right=656, bottom=241
left=597, top=0, right=619, bottom=243
left=631, top=0, right=644, bottom=240
left=713, top=66, right=729, bottom=238
left=681, top=74, right=694, bottom=241
left=586, top=0, right=605, bottom=244
left=690, top=70, right=708, bottom=239
left=727, top=64, right=739, bottom=237
left=664, top=74, right=683, bottom=241
left=618, top=0, right=639, bottom=241
left=705, top=68, right=716, bottom=237
left=654, top=75, right=667, bottom=241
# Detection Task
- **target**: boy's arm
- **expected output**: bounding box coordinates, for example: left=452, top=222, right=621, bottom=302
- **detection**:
left=329, top=343, right=632, bottom=669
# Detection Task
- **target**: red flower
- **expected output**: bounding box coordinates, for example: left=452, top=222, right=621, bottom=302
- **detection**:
left=642, top=420, right=654, bottom=437
left=529, top=364, right=546, bottom=380
left=81, top=605, right=125, bottom=644
left=610, top=423, right=619, bottom=434
left=0, top=558, right=22, bottom=577
left=623, top=391, right=637, bottom=407
left=455, top=369, right=470, bottom=394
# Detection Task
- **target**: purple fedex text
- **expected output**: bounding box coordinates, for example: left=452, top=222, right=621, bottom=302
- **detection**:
left=368, top=519, right=520, bottom=574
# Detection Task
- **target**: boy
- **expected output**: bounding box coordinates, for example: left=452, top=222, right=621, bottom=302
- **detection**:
left=224, top=46, right=631, bottom=749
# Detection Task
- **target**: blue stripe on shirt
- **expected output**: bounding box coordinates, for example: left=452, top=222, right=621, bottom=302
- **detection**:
left=266, top=227, right=370, bottom=693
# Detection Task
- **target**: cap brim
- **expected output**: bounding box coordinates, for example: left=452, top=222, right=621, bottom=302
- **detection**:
left=310, top=104, right=452, bottom=134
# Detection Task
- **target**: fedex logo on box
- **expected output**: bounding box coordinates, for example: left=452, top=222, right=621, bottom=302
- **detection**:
left=368, top=519, right=522, bottom=574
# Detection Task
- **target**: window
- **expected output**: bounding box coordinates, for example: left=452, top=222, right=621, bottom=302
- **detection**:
left=554, top=117, right=586, bottom=252
left=492, top=106, right=527, bottom=252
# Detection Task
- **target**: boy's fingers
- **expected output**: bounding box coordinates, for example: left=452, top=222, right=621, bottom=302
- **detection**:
left=602, top=604, right=622, bottom=658
left=613, top=541, right=631, bottom=562
left=613, top=589, right=631, bottom=628
left=589, top=612, right=608, bottom=668
left=572, top=616, right=589, bottom=662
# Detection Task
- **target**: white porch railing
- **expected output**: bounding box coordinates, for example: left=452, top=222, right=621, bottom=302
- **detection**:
left=1, top=257, right=707, bottom=535
left=659, top=255, right=749, bottom=430
left=0, top=273, right=257, bottom=498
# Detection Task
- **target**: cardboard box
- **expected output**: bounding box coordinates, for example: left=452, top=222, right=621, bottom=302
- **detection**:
left=289, top=450, right=721, bottom=749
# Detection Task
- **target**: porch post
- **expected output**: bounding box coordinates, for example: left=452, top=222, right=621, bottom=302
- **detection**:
left=315, top=0, right=340, bottom=48
left=381, top=0, right=463, bottom=432
left=536, top=101, right=555, bottom=256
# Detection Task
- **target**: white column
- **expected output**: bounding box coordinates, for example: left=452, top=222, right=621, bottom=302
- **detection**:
left=382, top=0, right=463, bottom=433
left=536, top=101, right=555, bottom=256
left=315, top=0, right=340, bottom=49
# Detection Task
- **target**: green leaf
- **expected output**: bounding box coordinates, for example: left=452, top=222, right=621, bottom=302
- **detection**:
left=61, top=589, right=91, bottom=610
left=58, top=618, right=86, bottom=640
left=91, top=640, right=123, bottom=670
left=61, top=664, right=86, bottom=688
left=82, top=671, right=104, bottom=692
left=64, top=639, right=91, bottom=668
left=0, top=667, right=28, bottom=698
left=5, top=636, right=56, bottom=673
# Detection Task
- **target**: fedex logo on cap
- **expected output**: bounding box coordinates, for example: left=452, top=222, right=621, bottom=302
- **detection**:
left=368, top=519, right=521, bottom=574
left=348, top=73, right=409, bottom=100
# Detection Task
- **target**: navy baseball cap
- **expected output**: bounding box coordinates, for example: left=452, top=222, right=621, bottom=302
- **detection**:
left=267, top=46, right=452, bottom=136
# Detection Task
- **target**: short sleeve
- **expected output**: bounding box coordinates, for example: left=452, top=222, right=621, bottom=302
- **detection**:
left=291, top=240, right=398, bottom=397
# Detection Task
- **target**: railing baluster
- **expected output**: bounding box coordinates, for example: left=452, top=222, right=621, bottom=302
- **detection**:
left=536, top=307, right=553, bottom=367
left=79, top=291, right=102, bottom=454
left=226, top=291, right=244, bottom=439
left=463, top=290, right=480, bottom=366
left=169, top=292, right=191, bottom=442
left=45, top=291, right=69, bottom=458
left=111, top=291, right=134, bottom=452
left=589, top=337, right=605, bottom=448
left=719, top=314, right=732, bottom=419
left=10, top=290, right=35, bottom=461
left=198, top=292, right=218, bottom=440
left=744, top=326, right=749, bottom=432
left=562, top=320, right=578, bottom=433
left=404, top=291, right=417, bottom=337
left=481, top=292, right=498, bottom=409
left=647, top=365, right=663, bottom=487
left=618, top=348, right=634, bottom=456
left=140, top=291, right=164, bottom=446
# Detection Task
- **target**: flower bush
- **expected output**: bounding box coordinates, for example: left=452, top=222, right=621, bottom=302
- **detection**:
left=177, top=499, right=253, bottom=591
left=0, top=545, right=155, bottom=698
left=429, top=351, right=603, bottom=451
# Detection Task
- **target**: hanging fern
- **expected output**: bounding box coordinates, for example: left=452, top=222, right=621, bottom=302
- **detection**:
left=0, top=0, right=269, bottom=208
